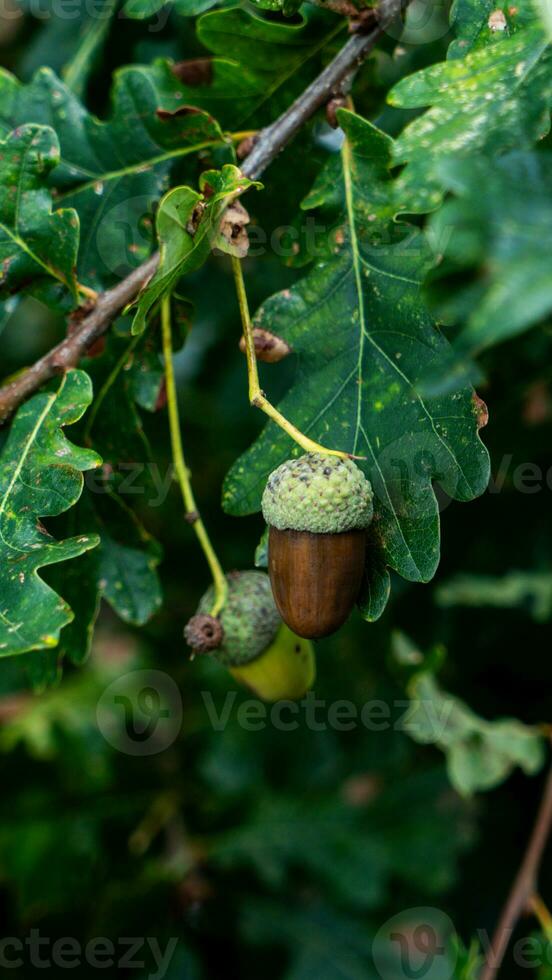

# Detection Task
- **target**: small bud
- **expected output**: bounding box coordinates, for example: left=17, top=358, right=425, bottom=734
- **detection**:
left=236, top=135, right=257, bottom=160
left=348, top=7, right=377, bottom=33
left=326, top=96, right=347, bottom=129
left=239, top=328, right=291, bottom=363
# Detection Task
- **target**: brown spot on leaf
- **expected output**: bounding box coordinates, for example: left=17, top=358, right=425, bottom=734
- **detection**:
left=472, top=392, right=489, bottom=430
left=219, top=200, right=251, bottom=258
left=156, top=105, right=203, bottom=121
left=171, top=58, right=213, bottom=87
left=186, top=200, right=206, bottom=236
left=488, top=8, right=507, bottom=30
left=154, top=378, right=167, bottom=412
left=239, top=328, right=291, bottom=363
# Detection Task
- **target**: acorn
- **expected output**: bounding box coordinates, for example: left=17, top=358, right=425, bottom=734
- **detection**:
left=184, top=570, right=315, bottom=701
left=262, top=453, right=373, bottom=639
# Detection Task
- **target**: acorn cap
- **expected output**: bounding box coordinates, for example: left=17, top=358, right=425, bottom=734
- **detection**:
left=262, top=453, right=373, bottom=534
left=193, top=570, right=281, bottom=667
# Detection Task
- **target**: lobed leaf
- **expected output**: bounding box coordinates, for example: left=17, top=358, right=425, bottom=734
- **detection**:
left=0, top=125, right=79, bottom=299
left=0, top=369, right=100, bottom=657
left=51, top=492, right=162, bottom=667
left=389, top=9, right=552, bottom=212
left=131, top=165, right=260, bottom=334
left=427, top=151, right=552, bottom=355
left=404, top=671, right=545, bottom=795
left=436, top=569, right=552, bottom=622
left=157, top=6, right=343, bottom=128
left=223, top=111, right=490, bottom=616
left=449, top=0, right=538, bottom=57
left=0, top=67, right=226, bottom=291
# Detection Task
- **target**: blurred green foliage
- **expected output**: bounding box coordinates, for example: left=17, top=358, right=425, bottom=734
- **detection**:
left=0, top=1, right=552, bottom=978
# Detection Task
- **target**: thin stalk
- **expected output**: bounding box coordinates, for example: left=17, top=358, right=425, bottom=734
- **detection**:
left=228, top=130, right=259, bottom=142
left=160, top=296, right=227, bottom=616
left=78, top=283, right=99, bottom=301
left=231, top=255, right=362, bottom=460
left=528, top=894, right=552, bottom=940
left=481, top=757, right=552, bottom=980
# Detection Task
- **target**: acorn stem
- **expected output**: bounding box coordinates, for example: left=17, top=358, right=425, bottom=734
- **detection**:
left=231, top=256, right=363, bottom=461
left=161, top=296, right=228, bottom=616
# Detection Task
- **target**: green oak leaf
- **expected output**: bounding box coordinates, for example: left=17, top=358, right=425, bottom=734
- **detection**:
left=427, top=151, right=552, bottom=355
left=123, top=0, right=217, bottom=17
left=153, top=6, right=344, bottom=129
left=404, top=670, right=545, bottom=796
left=223, top=111, right=490, bottom=617
left=0, top=125, right=79, bottom=300
left=389, top=11, right=552, bottom=212
left=20, top=0, right=118, bottom=98
left=0, top=369, right=101, bottom=658
left=54, top=331, right=165, bottom=665
left=448, top=0, right=536, bottom=58
left=0, top=67, right=226, bottom=291
left=131, top=165, right=260, bottom=334
left=62, top=0, right=119, bottom=98
left=436, top=569, right=552, bottom=622
left=51, top=491, right=162, bottom=667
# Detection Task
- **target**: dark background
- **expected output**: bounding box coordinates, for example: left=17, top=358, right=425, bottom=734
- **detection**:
left=0, top=2, right=551, bottom=978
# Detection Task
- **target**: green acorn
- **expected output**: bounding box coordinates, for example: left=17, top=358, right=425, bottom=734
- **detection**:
left=184, top=570, right=315, bottom=701
left=262, top=453, right=373, bottom=639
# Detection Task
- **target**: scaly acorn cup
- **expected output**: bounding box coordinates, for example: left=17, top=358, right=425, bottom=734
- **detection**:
left=184, top=570, right=315, bottom=701
left=262, top=453, right=374, bottom=639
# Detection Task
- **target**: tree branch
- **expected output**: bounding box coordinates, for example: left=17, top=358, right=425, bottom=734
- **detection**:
left=0, top=254, right=159, bottom=423
left=480, top=757, right=552, bottom=980
left=242, top=0, right=403, bottom=180
left=0, top=0, right=404, bottom=424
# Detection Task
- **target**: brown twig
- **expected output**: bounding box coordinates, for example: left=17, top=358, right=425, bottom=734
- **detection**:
left=480, top=758, right=552, bottom=980
left=242, top=0, right=403, bottom=180
left=0, top=255, right=159, bottom=423
left=0, top=0, right=403, bottom=424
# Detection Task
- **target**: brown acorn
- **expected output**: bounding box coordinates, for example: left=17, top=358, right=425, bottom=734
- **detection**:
left=262, top=453, right=373, bottom=639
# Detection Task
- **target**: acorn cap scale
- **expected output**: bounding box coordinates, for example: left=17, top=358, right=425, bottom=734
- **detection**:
left=194, top=570, right=281, bottom=666
left=262, top=453, right=373, bottom=534
left=185, top=570, right=316, bottom=700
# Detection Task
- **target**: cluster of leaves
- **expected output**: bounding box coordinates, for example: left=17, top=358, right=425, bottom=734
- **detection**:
left=1, top=0, right=552, bottom=974
left=4, top=0, right=552, bottom=669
